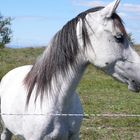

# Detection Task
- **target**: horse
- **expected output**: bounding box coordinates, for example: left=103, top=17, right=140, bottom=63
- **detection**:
left=1, top=0, right=140, bottom=139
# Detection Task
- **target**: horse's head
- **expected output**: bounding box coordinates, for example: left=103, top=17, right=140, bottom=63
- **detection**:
left=83, top=0, right=140, bottom=92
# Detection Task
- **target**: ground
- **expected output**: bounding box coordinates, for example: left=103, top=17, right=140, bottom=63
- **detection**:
left=0, top=46, right=140, bottom=140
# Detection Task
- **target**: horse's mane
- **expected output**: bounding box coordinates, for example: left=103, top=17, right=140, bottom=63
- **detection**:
left=24, top=7, right=126, bottom=104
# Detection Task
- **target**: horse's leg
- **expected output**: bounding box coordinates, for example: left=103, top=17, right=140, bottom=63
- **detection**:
left=15, top=135, right=26, bottom=140
left=1, top=119, right=13, bottom=140
left=1, top=128, right=13, bottom=140
left=69, top=133, right=80, bottom=140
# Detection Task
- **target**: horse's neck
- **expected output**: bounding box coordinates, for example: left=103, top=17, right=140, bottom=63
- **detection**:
left=43, top=50, right=87, bottom=113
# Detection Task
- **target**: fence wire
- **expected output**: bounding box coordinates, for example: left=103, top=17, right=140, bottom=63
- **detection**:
left=1, top=113, right=140, bottom=118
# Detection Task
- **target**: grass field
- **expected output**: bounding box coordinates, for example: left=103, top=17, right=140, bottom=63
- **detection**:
left=0, top=46, right=140, bottom=140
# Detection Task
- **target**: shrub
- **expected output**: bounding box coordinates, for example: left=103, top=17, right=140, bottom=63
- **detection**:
left=0, top=14, right=12, bottom=48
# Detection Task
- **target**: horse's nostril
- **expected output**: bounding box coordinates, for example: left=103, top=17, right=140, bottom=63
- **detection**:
left=132, top=80, right=135, bottom=83
left=105, top=62, right=109, bottom=65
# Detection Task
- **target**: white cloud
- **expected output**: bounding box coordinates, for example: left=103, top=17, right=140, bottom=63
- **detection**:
left=73, top=0, right=106, bottom=7
left=13, top=16, right=48, bottom=20
left=121, top=3, right=140, bottom=12
left=78, top=0, right=105, bottom=7
left=73, top=0, right=140, bottom=13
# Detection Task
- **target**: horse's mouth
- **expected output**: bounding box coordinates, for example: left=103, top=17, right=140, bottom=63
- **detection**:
left=128, top=81, right=140, bottom=93
left=112, top=71, right=140, bottom=93
left=121, top=75, right=140, bottom=93
left=113, top=63, right=140, bottom=93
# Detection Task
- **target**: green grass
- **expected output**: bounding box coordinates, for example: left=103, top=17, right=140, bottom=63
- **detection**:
left=0, top=46, right=140, bottom=140
left=0, top=47, right=45, bottom=80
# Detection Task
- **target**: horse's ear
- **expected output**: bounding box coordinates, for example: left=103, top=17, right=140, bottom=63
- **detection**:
left=100, top=0, right=120, bottom=18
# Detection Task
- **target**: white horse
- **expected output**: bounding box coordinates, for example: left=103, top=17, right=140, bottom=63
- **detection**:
left=1, top=0, right=140, bottom=139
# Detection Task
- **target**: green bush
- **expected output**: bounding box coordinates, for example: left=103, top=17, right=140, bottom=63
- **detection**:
left=0, top=14, right=12, bottom=48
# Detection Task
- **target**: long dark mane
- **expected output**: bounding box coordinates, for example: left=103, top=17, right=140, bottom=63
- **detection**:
left=24, top=7, right=126, bottom=104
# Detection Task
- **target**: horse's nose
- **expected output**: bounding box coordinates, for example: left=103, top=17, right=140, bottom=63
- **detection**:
left=105, top=62, right=109, bottom=66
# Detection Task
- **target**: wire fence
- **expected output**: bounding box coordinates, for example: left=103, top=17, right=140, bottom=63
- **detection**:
left=1, top=113, right=140, bottom=118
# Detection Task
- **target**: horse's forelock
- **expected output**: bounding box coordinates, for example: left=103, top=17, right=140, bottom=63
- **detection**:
left=111, top=13, right=127, bottom=36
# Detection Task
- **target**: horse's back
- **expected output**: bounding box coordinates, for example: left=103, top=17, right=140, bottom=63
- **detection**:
left=0, top=65, right=32, bottom=97
left=0, top=65, right=32, bottom=86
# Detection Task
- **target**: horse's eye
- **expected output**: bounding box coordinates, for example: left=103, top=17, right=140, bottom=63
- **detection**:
left=114, top=34, right=124, bottom=43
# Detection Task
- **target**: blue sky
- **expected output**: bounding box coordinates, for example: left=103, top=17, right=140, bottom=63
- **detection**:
left=1, top=0, right=140, bottom=47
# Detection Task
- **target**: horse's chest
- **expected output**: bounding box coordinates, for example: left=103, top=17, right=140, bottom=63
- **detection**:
left=40, top=116, right=80, bottom=139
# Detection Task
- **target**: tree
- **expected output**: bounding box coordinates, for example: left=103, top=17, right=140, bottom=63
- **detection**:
left=0, top=14, right=12, bottom=48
